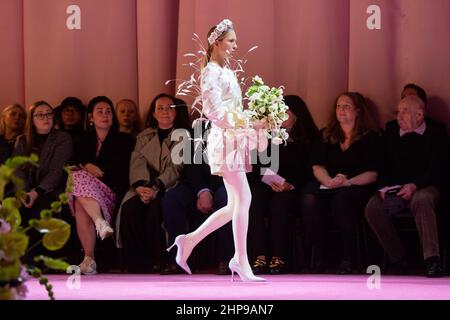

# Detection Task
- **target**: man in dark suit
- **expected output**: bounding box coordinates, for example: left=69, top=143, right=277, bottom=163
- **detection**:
left=365, top=95, right=448, bottom=277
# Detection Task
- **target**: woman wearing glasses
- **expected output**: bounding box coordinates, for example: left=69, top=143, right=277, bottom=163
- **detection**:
left=13, top=101, right=73, bottom=210
left=13, top=101, right=73, bottom=262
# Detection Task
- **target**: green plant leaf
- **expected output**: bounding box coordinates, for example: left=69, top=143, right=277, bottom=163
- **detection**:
left=40, top=209, right=53, bottom=220
left=50, top=202, right=62, bottom=213
left=0, top=232, right=29, bottom=260
left=0, top=286, right=14, bottom=300
left=0, top=259, right=21, bottom=282
left=5, top=154, right=38, bottom=170
left=34, top=255, right=70, bottom=271
left=34, top=218, right=70, bottom=251
left=58, top=194, right=69, bottom=203
left=1, top=197, right=22, bottom=229
left=27, top=266, right=42, bottom=278
left=0, top=180, right=6, bottom=200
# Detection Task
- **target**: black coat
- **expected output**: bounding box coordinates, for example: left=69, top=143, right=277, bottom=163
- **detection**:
left=13, top=130, right=73, bottom=195
left=73, top=129, right=135, bottom=200
left=310, top=130, right=382, bottom=181
left=380, top=121, right=448, bottom=189
left=250, top=138, right=315, bottom=191
left=0, top=135, right=12, bottom=164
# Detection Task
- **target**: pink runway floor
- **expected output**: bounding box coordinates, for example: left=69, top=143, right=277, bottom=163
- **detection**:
left=24, top=274, right=450, bottom=300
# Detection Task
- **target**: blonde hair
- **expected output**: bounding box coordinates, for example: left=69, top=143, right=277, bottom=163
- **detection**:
left=0, top=104, right=26, bottom=136
left=203, top=25, right=234, bottom=68
left=115, top=99, right=142, bottom=133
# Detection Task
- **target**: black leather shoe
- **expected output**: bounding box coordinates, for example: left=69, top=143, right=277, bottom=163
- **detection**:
left=269, top=257, right=286, bottom=275
left=388, top=258, right=410, bottom=275
left=217, top=261, right=231, bottom=275
left=160, top=263, right=179, bottom=275
left=426, top=261, right=444, bottom=278
left=337, top=260, right=353, bottom=275
left=252, top=257, right=268, bottom=275
left=310, top=260, right=325, bottom=274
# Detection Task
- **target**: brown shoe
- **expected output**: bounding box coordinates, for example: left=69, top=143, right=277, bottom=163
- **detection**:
left=269, top=257, right=286, bottom=274
left=252, top=256, right=268, bottom=275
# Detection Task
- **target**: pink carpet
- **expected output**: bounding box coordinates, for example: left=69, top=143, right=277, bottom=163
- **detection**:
left=24, top=274, right=450, bottom=300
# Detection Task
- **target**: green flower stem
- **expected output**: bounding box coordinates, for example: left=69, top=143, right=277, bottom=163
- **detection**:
left=25, top=239, right=42, bottom=255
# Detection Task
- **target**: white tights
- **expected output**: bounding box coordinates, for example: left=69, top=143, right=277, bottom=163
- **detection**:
left=185, top=170, right=253, bottom=271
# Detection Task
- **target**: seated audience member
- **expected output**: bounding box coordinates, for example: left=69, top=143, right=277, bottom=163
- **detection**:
left=116, top=93, right=187, bottom=273
left=69, top=96, right=134, bottom=275
left=248, top=95, right=319, bottom=275
left=162, top=120, right=233, bottom=275
left=54, top=97, right=86, bottom=148
left=13, top=101, right=73, bottom=261
left=365, top=95, right=448, bottom=277
left=302, top=92, right=381, bottom=274
left=0, top=104, right=26, bottom=163
left=386, top=83, right=446, bottom=133
left=115, top=99, right=141, bottom=137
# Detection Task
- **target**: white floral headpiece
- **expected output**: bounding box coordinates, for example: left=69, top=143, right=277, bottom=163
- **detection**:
left=207, top=19, right=233, bottom=45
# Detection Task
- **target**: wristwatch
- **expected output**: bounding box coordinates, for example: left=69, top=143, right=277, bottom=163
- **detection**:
left=152, top=184, right=160, bottom=196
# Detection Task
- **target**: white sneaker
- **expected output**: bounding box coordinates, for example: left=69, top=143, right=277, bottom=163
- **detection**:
left=79, top=256, right=97, bottom=275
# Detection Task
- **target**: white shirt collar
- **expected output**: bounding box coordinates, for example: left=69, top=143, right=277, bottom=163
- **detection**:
left=399, top=121, right=427, bottom=137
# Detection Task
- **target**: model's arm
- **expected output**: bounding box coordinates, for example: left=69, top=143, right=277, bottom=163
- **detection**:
left=201, top=66, right=246, bottom=129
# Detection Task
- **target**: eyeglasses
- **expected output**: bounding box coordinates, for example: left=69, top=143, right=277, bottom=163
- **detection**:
left=336, top=105, right=354, bottom=111
left=155, top=105, right=176, bottom=111
left=33, top=112, right=54, bottom=120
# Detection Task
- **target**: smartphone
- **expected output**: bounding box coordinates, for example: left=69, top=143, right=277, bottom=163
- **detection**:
left=386, top=186, right=402, bottom=194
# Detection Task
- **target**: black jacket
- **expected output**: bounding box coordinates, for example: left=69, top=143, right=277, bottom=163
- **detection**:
left=380, top=121, right=448, bottom=189
left=13, top=130, right=73, bottom=195
left=0, top=135, right=12, bottom=165
left=73, top=129, right=135, bottom=199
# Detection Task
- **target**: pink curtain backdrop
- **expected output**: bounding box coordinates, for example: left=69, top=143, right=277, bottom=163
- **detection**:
left=0, top=0, right=24, bottom=106
left=1, top=0, right=449, bottom=130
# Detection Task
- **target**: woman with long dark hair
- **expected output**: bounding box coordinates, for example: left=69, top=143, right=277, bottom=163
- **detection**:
left=69, top=96, right=134, bottom=275
left=248, top=95, right=319, bottom=274
left=13, top=101, right=73, bottom=262
left=302, top=92, right=381, bottom=274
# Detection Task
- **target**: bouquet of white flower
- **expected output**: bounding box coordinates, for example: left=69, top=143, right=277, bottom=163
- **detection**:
left=245, top=76, right=289, bottom=145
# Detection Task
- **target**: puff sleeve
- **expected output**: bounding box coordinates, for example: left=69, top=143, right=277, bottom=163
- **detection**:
left=201, top=64, right=246, bottom=129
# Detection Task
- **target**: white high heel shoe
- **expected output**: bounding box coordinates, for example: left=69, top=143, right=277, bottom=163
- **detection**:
left=79, top=256, right=97, bottom=275
left=96, top=219, right=114, bottom=241
left=229, top=258, right=266, bottom=282
left=167, top=235, right=192, bottom=275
